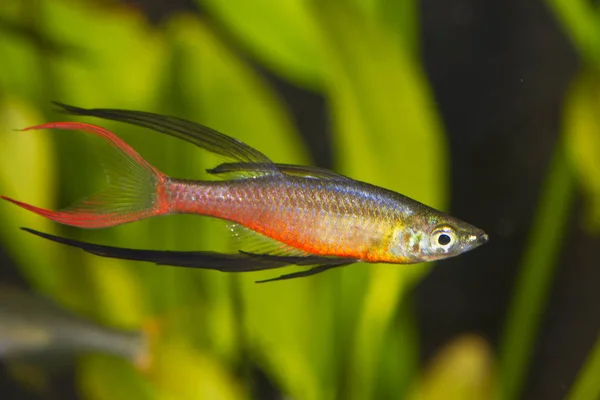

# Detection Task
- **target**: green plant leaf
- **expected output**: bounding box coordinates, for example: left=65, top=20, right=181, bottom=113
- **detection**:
left=351, top=0, right=418, bottom=51
left=0, top=3, right=54, bottom=103
left=40, top=0, right=166, bottom=108
left=152, top=340, right=245, bottom=400
left=197, top=0, right=321, bottom=88
left=498, top=142, right=575, bottom=400
left=546, top=0, right=600, bottom=66
left=376, top=0, right=418, bottom=51
left=567, top=334, right=600, bottom=400
left=563, top=71, right=600, bottom=230
left=407, top=335, right=495, bottom=400
left=0, top=99, right=63, bottom=295
left=78, top=355, right=157, bottom=400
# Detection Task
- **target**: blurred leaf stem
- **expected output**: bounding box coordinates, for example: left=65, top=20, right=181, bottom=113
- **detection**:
left=542, top=3, right=600, bottom=399
left=546, top=0, right=600, bottom=67
left=498, top=140, right=575, bottom=399
left=567, top=334, right=600, bottom=400
left=500, top=2, right=600, bottom=397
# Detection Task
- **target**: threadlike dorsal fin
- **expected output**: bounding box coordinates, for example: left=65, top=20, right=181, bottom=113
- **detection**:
left=208, top=162, right=353, bottom=181
left=53, top=103, right=281, bottom=176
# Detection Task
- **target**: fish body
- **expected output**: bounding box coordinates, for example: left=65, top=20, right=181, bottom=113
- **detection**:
left=0, top=286, right=148, bottom=368
left=167, top=176, right=478, bottom=263
left=1, top=103, right=488, bottom=282
left=169, top=176, right=405, bottom=262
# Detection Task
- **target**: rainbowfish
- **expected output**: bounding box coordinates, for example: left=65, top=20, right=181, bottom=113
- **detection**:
left=0, top=285, right=151, bottom=369
left=1, top=103, right=488, bottom=282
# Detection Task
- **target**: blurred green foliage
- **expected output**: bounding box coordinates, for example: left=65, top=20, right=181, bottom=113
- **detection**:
left=548, top=0, right=600, bottom=232
left=497, top=1, right=600, bottom=400
left=0, top=0, right=597, bottom=399
left=498, top=138, right=575, bottom=400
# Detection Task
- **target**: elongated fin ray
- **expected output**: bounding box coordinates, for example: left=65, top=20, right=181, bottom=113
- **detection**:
left=256, top=262, right=354, bottom=283
left=53, top=103, right=277, bottom=168
left=208, top=162, right=353, bottom=181
left=22, top=228, right=357, bottom=282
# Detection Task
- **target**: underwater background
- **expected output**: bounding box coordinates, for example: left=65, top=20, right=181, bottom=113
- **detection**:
left=0, top=0, right=598, bottom=399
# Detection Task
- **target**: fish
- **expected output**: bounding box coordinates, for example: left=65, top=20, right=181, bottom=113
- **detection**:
left=1, top=103, right=488, bottom=282
left=0, top=285, right=152, bottom=370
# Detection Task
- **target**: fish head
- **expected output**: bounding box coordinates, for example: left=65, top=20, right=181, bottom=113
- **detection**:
left=389, top=211, right=488, bottom=262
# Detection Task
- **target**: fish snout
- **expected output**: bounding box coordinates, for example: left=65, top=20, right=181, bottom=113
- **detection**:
left=477, top=232, right=489, bottom=245
left=463, top=229, right=488, bottom=250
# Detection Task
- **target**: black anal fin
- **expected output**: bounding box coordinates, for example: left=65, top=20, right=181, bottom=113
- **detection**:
left=22, top=228, right=358, bottom=282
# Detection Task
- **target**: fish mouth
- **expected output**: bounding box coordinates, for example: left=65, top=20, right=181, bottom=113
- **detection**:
left=477, top=232, right=489, bottom=245
left=466, top=230, right=488, bottom=248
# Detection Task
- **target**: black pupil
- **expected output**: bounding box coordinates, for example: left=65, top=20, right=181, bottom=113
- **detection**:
left=438, top=234, right=451, bottom=246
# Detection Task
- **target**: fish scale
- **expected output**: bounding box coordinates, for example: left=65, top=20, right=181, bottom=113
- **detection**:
left=165, top=176, right=413, bottom=261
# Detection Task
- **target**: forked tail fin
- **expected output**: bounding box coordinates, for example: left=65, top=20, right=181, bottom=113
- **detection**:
left=1, top=122, right=171, bottom=228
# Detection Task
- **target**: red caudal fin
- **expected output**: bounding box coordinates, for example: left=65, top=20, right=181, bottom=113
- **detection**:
left=1, top=122, right=171, bottom=228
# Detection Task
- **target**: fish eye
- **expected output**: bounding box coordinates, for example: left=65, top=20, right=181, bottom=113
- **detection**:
left=437, top=233, right=451, bottom=246
left=430, top=225, right=457, bottom=252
